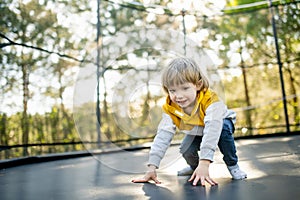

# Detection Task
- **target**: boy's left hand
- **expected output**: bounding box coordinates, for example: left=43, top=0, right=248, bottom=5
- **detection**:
left=188, top=160, right=218, bottom=187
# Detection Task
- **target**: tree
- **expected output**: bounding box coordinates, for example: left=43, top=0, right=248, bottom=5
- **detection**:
left=0, top=0, right=91, bottom=155
left=198, top=0, right=300, bottom=135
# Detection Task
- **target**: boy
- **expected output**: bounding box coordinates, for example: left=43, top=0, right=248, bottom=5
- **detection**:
left=132, top=57, right=246, bottom=186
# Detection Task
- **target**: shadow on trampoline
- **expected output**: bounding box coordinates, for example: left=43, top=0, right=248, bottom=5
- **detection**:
left=142, top=183, right=176, bottom=200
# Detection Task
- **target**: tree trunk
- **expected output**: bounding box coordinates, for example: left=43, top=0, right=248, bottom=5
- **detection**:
left=21, top=64, right=29, bottom=156
left=0, top=113, right=9, bottom=158
left=286, top=66, right=299, bottom=125
left=240, top=50, right=253, bottom=135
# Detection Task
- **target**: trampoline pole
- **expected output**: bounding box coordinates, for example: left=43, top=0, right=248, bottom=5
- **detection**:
left=96, top=0, right=102, bottom=148
left=268, top=0, right=290, bottom=133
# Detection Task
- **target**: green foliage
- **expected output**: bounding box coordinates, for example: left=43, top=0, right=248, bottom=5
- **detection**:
left=223, top=0, right=297, bottom=14
left=0, top=107, right=81, bottom=159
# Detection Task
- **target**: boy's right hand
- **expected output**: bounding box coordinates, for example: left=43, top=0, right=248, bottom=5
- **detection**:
left=131, top=165, right=161, bottom=184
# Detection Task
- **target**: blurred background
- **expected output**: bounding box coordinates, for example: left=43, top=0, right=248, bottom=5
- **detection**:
left=0, top=0, right=299, bottom=160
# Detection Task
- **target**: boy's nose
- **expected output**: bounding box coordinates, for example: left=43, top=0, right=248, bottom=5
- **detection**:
left=174, top=92, right=183, bottom=98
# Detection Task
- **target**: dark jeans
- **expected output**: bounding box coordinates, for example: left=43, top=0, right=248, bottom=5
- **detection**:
left=179, top=119, right=238, bottom=170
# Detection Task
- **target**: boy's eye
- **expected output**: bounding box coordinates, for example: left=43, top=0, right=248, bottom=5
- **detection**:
left=183, top=87, right=189, bottom=90
left=169, top=90, right=175, bottom=93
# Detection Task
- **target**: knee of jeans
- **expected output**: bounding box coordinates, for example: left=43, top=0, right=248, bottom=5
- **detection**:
left=182, top=150, right=198, bottom=159
left=223, top=119, right=234, bottom=133
left=220, top=129, right=232, bottom=139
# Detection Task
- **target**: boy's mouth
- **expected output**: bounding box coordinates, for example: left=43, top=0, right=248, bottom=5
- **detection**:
left=176, top=100, right=187, bottom=105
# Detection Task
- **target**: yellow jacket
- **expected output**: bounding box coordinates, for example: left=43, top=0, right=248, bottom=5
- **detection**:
left=162, top=89, right=219, bottom=130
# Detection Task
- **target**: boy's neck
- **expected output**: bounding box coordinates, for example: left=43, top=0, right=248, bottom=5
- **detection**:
left=182, top=99, right=197, bottom=115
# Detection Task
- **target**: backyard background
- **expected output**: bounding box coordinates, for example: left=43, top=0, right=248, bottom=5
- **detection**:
left=0, top=0, right=299, bottom=159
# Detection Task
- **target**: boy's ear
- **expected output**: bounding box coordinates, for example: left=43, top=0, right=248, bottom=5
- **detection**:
left=196, top=80, right=203, bottom=90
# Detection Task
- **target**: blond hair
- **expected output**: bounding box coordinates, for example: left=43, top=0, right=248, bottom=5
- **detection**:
left=162, top=57, right=209, bottom=93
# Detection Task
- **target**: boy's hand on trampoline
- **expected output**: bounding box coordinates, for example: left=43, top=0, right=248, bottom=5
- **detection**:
left=132, top=165, right=161, bottom=184
left=188, top=160, right=218, bottom=187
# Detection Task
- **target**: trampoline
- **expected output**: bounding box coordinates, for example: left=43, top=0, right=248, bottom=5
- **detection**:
left=0, top=134, right=299, bottom=200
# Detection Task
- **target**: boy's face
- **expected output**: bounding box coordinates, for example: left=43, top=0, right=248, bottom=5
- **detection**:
left=167, top=82, right=200, bottom=113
